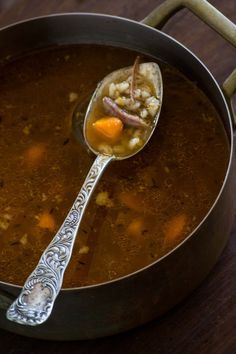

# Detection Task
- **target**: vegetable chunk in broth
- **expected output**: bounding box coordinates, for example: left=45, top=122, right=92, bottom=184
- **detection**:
left=0, top=45, right=229, bottom=288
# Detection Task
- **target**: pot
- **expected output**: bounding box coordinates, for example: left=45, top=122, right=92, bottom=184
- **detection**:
left=0, top=0, right=235, bottom=340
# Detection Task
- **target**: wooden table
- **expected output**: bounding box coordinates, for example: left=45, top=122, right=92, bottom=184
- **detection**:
left=0, top=1, right=235, bottom=353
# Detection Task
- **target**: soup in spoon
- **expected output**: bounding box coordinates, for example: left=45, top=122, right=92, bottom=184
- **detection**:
left=85, top=57, right=162, bottom=157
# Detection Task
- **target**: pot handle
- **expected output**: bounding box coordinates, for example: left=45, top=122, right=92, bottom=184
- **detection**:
left=222, top=70, right=236, bottom=127
left=142, top=0, right=236, bottom=126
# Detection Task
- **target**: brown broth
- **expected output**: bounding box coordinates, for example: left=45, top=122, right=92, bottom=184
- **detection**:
left=0, top=45, right=229, bottom=287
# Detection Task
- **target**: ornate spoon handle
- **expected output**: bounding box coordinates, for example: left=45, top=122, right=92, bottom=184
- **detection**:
left=6, top=153, right=113, bottom=326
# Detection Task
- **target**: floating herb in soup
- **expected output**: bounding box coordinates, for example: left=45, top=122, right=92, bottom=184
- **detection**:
left=0, top=45, right=229, bottom=287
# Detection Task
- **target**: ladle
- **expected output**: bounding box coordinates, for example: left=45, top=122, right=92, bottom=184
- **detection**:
left=6, top=61, right=163, bottom=326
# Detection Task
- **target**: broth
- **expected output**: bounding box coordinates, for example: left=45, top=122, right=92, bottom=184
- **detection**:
left=0, top=45, right=229, bottom=287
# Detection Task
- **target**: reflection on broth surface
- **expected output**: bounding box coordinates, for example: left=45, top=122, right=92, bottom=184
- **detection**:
left=0, top=45, right=229, bottom=287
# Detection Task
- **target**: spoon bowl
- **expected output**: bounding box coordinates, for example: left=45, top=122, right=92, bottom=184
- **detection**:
left=84, top=61, right=163, bottom=159
left=6, top=60, right=163, bottom=326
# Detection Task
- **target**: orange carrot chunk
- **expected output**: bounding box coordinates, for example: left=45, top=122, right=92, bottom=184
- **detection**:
left=127, top=218, right=144, bottom=237
left=37, top=212, right=56, bottom=232
left=25, top=143, right=46, bottom=165
left=93, top=116, right=123, bottom=142
left=118, top=192, right=145, bottom=213
left=164, top=214, right=187, bottom=245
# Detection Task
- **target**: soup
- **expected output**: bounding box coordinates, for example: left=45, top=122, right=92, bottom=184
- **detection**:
left=0, top=45, right=229, bottom=287
left=85, top=59, right=161, bottom=156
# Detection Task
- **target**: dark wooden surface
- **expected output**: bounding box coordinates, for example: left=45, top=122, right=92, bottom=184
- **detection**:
left=0, top=0, right=236, bottom=353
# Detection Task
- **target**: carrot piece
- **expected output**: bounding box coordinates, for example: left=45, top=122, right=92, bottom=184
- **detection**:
left=118, top=192, right=145, bottom=213
left=37, top=212, right=56, bottom=231
left=25, top=143, right=46, bottom=165
left=127, top=218, right=144, bottom=237
left=93, top=116, right=123, bottom=142
left=164, top=214, right=187, bottom=245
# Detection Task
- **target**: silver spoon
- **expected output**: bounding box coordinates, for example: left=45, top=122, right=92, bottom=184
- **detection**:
left=6, top=61, right=163, bottom=326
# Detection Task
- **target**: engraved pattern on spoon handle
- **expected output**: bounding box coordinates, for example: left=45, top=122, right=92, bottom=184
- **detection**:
left=6, top=154, right=113, bottom=326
